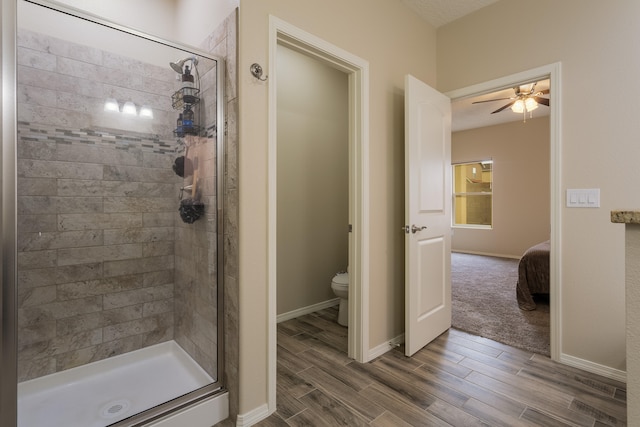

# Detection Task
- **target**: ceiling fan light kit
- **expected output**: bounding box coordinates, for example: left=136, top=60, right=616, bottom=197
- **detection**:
left=472, top=81, right=550, bottom=123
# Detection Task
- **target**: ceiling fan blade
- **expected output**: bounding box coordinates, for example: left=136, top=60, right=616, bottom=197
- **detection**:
left=472, top=97, right=513, bottom=104
left=534, top=96, right=550, bottom=106
left=491, top=101, right=516, bottom=114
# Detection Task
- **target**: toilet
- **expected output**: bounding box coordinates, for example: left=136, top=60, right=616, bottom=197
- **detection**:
left=331, top=270, right=349, bottom=326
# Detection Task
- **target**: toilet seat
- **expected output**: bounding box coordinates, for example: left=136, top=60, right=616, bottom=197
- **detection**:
left=332, top=272, right=348, bottom=288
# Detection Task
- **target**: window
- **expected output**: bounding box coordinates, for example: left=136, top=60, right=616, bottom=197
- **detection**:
left=452, top=160, right=493, bottom=228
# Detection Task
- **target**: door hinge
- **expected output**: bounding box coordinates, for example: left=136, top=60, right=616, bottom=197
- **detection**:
left=348, top=224, right=353, bottom=233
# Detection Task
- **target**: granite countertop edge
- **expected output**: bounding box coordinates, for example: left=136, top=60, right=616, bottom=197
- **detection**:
left=611, top=210, right=640, bottom=224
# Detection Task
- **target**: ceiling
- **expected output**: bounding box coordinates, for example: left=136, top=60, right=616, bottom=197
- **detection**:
left=401, top=0, right=550, bottom=132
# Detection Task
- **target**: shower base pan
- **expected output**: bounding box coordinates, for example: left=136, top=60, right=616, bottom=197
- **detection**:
left=18, top=340, right=226, bottom=427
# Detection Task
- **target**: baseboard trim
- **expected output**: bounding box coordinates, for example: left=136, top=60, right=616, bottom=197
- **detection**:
left=559, top=353, right=627, bottom=383
left=236, top=403, right=270, bottom=427
left=367, top=333, right=405, bottom=361
left=452, top=250, right=520, bottom=260
left=276, top=298, right=340, bottom=323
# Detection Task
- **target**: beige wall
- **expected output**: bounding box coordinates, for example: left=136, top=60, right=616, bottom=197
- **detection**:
left=439, top=0, right=637, bottom=373
left=238, top=0, right=436, bottom=415
left=276, top=45, right=348, bottom=315
left=452, top=117, right=550, bottom=257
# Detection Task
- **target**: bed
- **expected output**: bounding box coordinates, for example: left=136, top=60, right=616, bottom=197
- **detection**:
left=516, top=240, right=550, bottom=310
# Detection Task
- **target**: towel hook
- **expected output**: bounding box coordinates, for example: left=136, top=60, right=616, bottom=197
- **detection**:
left=250, top=63, right=268, bottom=81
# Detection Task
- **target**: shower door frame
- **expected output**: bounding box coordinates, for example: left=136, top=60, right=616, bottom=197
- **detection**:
left=1, top=1, right=227, bottom=426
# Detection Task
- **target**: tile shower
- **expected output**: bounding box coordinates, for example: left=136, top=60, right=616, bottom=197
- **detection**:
left=10, top=2, right=231, bottom=425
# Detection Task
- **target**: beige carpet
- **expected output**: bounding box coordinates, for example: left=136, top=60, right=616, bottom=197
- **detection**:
left=451, top=252, right=550, bottom=356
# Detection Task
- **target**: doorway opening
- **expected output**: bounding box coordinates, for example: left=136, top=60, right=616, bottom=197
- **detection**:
left=267, top=16, right=370, bottom=412
left=445, top=63, right=562, bottom=361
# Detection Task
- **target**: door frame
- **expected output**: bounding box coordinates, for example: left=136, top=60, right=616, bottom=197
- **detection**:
left=445, top=62, right=562, bottom=361
left=267, top=16, right=370, bottom=411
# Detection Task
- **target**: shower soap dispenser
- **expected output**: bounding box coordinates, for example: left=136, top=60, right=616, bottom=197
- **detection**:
left=176, top=113, right=183, bottom=137
left=181, top=66, right=197, bottom=104
left=183, top=106, right=194, bottom=134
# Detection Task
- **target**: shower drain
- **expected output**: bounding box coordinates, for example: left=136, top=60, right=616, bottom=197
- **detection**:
left=99, top=399, right=131, bottom=419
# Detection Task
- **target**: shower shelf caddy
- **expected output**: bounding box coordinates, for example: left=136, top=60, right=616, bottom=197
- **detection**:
left=172, top=87, right=201, bottom=137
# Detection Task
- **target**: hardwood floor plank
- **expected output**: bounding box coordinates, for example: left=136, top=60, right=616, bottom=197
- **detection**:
left=464, top=371, right=598, bottom=426
left=380, top=347, right=425, bottom=371
left=452, top=329, right=537, bottom=360
left=520, top=407, right=584, bottom=427
left=372, top=356, right=470, bottom=408
left=254, top=412, right=290, bottom=427
left=296, top=334, right=353, bottom=366
left=274, top=381, right=308, bottom=420
left=370, top=411, right=413, bottom=427
left=466, top=367, right=573, bottom=408
left=497, top=348, right=537, bottom=366
left=529, top=354, right=627, bottom=390
left=432, top=339, right=523, bottom=375
left=277, top=344, right=314, bottom=374
left=303, top=311, right=348, bottom=337
left=313, top=330, right=349, bottom=353
left=359, top=384, right=452, bottom=427
left=348, top=361, right=438, bottom=410
left=527, top=361, right=624, bottom=402
left=415, top=339, right=465, bottom=364
left=298, top=349, right=372, bottom=391
left=444, top=333, right=504, bottom=358
left=569, top=399, right=622, bottom=427
left=298, top=366, right=385, bottom=422
left=311, top=307, right=341, bottom=323
left=461, top=398, right=533, bottom=427
left=277, top=330, right=312, bottom=355
left=297, top=388, right=369, bottom=426
left=571, top=391, right=627, bottom=425
left=426, top=399, right=488, bottom=426
left=286, top=317, right=325, bottom=335
left=412, top=346, right=474, bottom=378
left=285, top=408, right=328, bottom=427
left=277, top=361, right=316, bottom=399
left=517, top=364, right=617, bottom=400
left=417, top=362, right=527, bottom=419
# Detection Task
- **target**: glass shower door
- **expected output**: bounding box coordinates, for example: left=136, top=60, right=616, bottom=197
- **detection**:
left=14, top=1, right=224, bottom=425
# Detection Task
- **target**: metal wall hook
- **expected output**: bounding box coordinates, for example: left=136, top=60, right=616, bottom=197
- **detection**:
left=250, top=63, right=268, bottom=81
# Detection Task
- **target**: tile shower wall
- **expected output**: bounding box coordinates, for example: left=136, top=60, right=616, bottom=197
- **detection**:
left=16, top=29, right=183, bottom=382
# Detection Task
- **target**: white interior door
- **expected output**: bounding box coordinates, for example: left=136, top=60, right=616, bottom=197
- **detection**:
left=404, top=74, right=452, bottom=357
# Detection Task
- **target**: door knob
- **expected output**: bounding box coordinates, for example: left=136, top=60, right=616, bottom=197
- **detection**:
left=411, top=224, right=427, bottom=234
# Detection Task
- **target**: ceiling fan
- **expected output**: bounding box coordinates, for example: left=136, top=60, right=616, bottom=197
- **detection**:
left=472, top=82, right=550, bottom=115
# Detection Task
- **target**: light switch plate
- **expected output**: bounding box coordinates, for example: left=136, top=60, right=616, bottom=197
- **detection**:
left=566, top=188, right=600, bottom=208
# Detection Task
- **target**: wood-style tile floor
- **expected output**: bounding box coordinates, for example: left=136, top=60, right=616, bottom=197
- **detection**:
left=256, top=307, right=626, bottom=426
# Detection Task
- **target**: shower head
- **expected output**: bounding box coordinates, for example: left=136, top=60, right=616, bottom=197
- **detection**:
left=169, top=56, right=198, bottom=74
